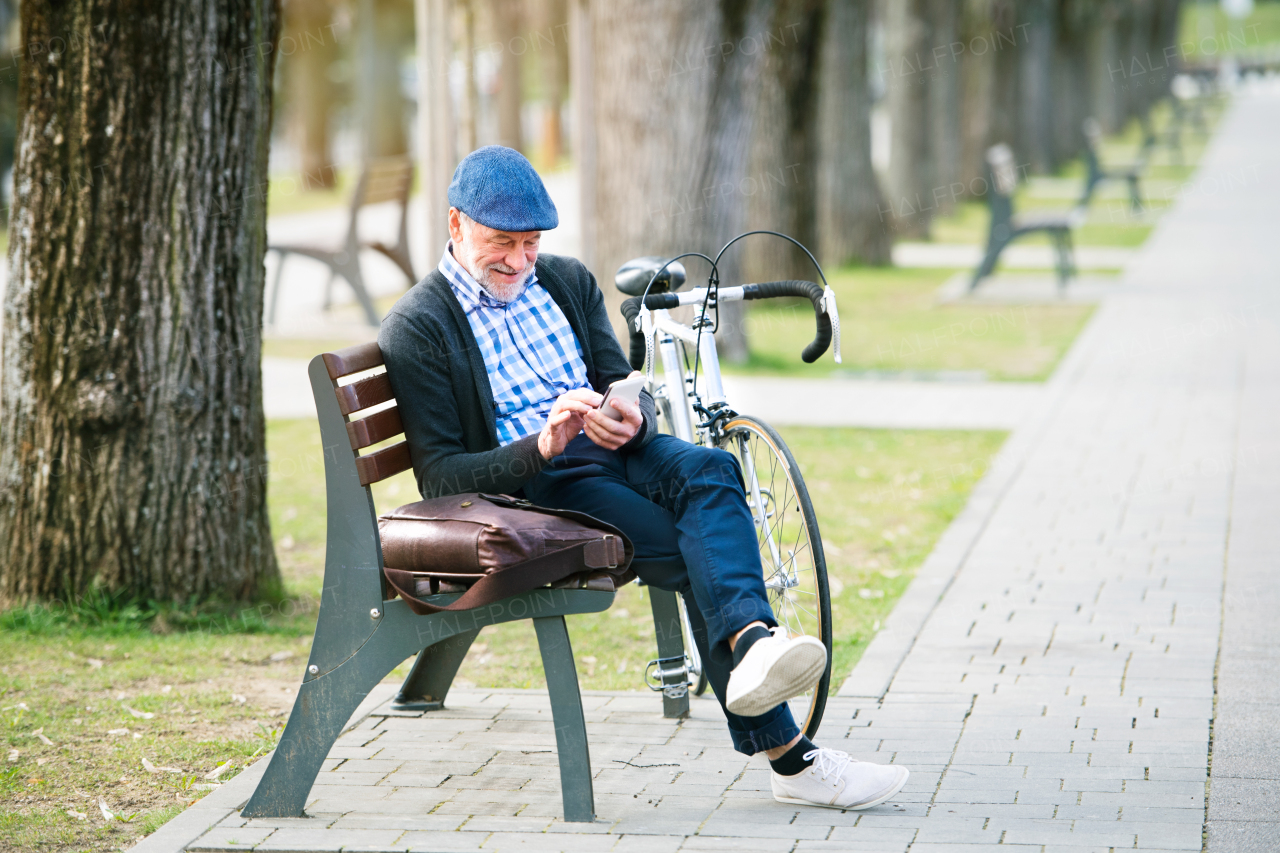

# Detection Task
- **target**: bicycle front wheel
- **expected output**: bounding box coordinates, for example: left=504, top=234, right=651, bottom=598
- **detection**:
left=718, top=415, right=832, bottom=738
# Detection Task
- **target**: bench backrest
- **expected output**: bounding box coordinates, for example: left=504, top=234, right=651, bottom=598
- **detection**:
left=354, top=157, right=414, bottom=210
left=319, top=342, right=413, bottom=487
left=984, top=144, right=1017, bottom=230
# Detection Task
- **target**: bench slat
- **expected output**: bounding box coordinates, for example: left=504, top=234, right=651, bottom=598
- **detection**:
left=335, top=372, right=394, bottom=416
left=346, top=406, right=404, bottom=451
left=355, top=440, right=413, bottom=486
left=322, top=342, right=384, bottom=380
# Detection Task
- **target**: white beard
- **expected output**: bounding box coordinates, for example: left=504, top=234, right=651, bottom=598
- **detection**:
left=473, top=262, right=533, bottom=303
left=455, top=241, right=533, bottom=303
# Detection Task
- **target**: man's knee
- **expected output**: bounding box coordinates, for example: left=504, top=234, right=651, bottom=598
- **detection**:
left=695, top=446, right=743, bottom=490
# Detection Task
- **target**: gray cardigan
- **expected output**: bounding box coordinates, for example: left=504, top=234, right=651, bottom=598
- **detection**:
left=378, top=253, right=657, bottom=499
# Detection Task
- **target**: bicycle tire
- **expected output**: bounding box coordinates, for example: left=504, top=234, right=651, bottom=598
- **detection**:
left=717, top=415, right=832, bottom=738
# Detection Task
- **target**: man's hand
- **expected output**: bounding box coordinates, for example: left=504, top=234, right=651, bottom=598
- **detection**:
left=538, top=388, right=601, bottom=460
left=584, top=371, right=643, bottom=451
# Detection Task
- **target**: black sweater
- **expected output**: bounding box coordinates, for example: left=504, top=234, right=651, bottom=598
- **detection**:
left=379, top=253, right=657, bottom=499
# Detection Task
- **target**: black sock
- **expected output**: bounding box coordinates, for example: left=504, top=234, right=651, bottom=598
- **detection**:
left=768, top=736, right=817, bottom=776
left=731, top=625, right=771, bottom=668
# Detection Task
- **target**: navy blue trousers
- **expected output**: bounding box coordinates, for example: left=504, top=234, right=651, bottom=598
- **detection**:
left=524, top=432, right=801, bottom=755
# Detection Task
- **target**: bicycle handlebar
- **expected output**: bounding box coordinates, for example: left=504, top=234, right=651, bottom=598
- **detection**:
left=622, top=279, right=832, bottom=367
left=619, top=296, right=647, bottom=371
left=739, top=280, right=831, bottom=364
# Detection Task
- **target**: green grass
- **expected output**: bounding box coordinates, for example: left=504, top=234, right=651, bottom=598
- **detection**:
left=1179, top=1, right=1280, bottom=54
left=727, top=266, right=1094, bottom=381
left=0, top=418, right=1003, bottom=850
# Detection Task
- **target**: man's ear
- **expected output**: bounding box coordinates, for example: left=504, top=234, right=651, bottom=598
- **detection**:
left=447, top=207, right=464, bottom=245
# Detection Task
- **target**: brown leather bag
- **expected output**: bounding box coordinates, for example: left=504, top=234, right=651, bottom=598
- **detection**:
left=378, top=493, right=635, bottom=615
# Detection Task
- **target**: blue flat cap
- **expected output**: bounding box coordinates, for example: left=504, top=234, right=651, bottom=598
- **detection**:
left=448, top=145, right=559, bottom=232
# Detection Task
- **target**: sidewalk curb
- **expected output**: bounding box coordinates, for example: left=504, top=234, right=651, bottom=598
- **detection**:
left=837, top=291, right=1115, bottom=699
left=127, top=684, right=400, bottom=852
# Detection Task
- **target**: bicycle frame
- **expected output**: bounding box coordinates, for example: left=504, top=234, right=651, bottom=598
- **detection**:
left=642, top=297, right=804, bottom=689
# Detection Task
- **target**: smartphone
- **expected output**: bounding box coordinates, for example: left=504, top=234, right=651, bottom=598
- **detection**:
left=596, top=376, right=645, bottom=421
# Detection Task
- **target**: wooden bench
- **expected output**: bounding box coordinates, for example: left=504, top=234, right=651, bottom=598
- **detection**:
left=241, top=342, right=694, bottom=823
left=970, top=143, right=1077, bottom=293
left=266, top=157, right=417, bottom=328
left=1078, top=117, right=1146, bottom=213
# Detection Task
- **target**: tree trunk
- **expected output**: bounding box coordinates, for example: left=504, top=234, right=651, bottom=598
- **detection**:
left=743, top=0, right=826, bottom=291
left=360, top=0, right=412, bottom=158
left=284, top=0, right=338, bottom=186
left=457, top=0, right=479, bottom=153
left=927, top=0, right=962, bottom=214
left=0, top=1, right=281, bottom=605
left=1018, top=0, right=1057, bottom=173
left=591, top=0, right=770, bottom=344
left=534, top=0, right=568, bottom=169
left=959, top=0, right=997, bottom=189
left=884, top=0, right=933, bottom=239
left=1091, top=1, right=1126, bottom=133
left=817, top=0, right=890, bottom=267
left=492, top=0, right=524, bottom=152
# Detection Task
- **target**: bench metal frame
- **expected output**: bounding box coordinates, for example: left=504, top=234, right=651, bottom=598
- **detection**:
left=241, top=343, right=690, bottom=824
left=266, top=158, right=417, bottom=328
left=971, top=143, right=1077, bottom=293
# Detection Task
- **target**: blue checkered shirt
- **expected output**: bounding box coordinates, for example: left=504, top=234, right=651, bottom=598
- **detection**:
left=441, top=245, right=589, bottom=446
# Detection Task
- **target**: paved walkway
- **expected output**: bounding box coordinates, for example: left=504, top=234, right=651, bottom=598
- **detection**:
left=139, top=82, right=1280, bottom=852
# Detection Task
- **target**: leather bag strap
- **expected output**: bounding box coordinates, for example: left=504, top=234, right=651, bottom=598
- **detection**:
left=383, top=539, right=616, bottom=616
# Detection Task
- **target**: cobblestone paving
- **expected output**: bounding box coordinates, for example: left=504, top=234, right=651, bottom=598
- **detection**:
left=142, top=86, right=1280, bottom=852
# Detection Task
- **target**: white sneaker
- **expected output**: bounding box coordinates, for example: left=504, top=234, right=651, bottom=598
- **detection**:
left=725, top=627, right=826, bottom=717
left=771, top=748, right=909, bottom=810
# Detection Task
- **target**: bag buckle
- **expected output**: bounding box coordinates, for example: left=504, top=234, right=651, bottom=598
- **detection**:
left=583, top=534, right=620, bottom=569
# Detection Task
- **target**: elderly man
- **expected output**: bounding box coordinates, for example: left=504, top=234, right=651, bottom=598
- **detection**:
left=380, top=146, right=909, bottom=810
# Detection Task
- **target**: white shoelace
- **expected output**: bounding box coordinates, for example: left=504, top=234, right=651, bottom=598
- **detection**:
left=804, top=747, right=854, bottom=782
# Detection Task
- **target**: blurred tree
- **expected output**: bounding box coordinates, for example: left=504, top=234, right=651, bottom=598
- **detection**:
left=1019, top=0, right=1057, bottom=173
left=491, top=0, right=524, bottom=152
left=359, top=0, right=414, bottom=157
left=587, top=0, right=770, bottom=344
left=817, top=0, right=889, bottom=267
left=928, top=0, right=962, bottom=215
left=884, top=0, right=933, bottom=238
left=284, top=0, right=339, bottom=186
left=456, top=0, right=480, bottom=153
left=533, top=0, right=568, bottom=169
left=744, top=0, right=827, bottom=305
left=0, top=2, right=282, bottom=605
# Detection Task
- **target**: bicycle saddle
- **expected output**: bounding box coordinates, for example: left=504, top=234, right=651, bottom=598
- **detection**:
left=614, top=256, right=687, bottom=296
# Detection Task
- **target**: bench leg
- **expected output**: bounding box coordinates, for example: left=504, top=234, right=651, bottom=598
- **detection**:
left=970, top=236, right=1006, bottom=291
left=241, top=635, right=399, bottom=818
left=533, top=616, right=595, bottom=823
left=648, top=589, right=691, bottom=719
left=392, top=629, right=481, bottom=711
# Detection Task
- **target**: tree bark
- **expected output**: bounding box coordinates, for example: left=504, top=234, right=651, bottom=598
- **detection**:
left=0, top=1, right=281, bottom=605
left=590, top=0, right=770, bottom=344
left=817, top=0, right=889, bottom=267
left=284, top=0, right=338, bottom=186
left=884, top=0, right=933, bottom=239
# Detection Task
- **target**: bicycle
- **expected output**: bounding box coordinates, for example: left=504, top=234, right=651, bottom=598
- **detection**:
left=616, top=231, right=842, bottom=738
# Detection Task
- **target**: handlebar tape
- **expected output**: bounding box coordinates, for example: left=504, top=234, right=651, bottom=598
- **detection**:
left=624, top=280, right=832, bottom=367
left=618, top=296, right=647, bottom=371
left=741, top=280, right=832, bottom=363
